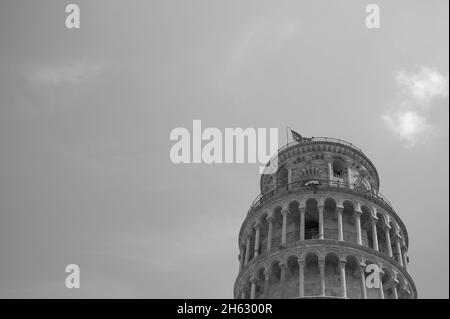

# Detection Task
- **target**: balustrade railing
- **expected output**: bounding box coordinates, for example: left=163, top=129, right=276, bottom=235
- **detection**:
left=277, top=137, right=364, bottom=154
left=247, top=230, right=370, bottom=263
left=248, top=179, right=394, bottom=214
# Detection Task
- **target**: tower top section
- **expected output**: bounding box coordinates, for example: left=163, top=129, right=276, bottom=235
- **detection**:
left=236, top=134, right=416, bottom=299
left=260, top=137, right=380, bottom=196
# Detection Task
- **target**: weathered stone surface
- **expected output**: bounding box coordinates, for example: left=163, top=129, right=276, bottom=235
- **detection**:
left=235, top=138, right=416, bottom=299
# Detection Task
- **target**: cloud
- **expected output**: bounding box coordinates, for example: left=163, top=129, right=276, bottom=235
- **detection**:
left=15, top=60, right=105, bottom=113
left=28, top=60, right=104, bottom=89
left=382, top=67, right=449, bottom=148
left=382, top=111, right=435, bottom=148
left=396, top=67, right=449, bottom=105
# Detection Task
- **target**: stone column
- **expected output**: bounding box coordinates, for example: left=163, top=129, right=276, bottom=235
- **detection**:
left=263, top=269, right=270, bottom=298
left=384, top=226, right=393, bottom=258
left=392, top=281, right=399, bottom=299
left=299, top=207, right=305, bottom=241
left=402, top=248, right=409, bottom=273
left=254, top=224, right=261, bottom=258
left=244, top=236, right=251, bottom=266
left=337, top=206, right=344, bottom=241
left=395, top=236, right=403, bottom=267
left=379, top=271, right=385, bottom=299
left=359, top=264, right=367, bottom=299
left=287, top=167, right=292, bottom=190
left=347, top=166, right=353, bottom=188
left=327, top=161, right=333, bottom=185
left=355, top=210, right=362, bottom=245
left=281, top=210, right=288, bottom=245
left=239, top=248, right=244, bottom=271
left=318, top=206, right=324, bottom=240
left=319, top=260, right=326, bottom=296
left=339, top=260, right=347, bottom=298
left=280, top=263, right=287, bottom=298
left=371, top=218, right=379, bottom=251
left=266, top=215, right=274, bottom=251
left=298, top=260, right=305, bottom=297
left=250, top=277, right=256, bottom=299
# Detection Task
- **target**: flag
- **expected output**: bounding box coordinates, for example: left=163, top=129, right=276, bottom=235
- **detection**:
left=291, top=129, right=303, bottom=143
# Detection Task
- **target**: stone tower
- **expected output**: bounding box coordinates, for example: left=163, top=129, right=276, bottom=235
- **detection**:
left=234, top=137, right=416, bottom=299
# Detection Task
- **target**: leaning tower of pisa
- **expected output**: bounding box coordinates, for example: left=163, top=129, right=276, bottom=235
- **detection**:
left=234, top=137, right=417, bottom=299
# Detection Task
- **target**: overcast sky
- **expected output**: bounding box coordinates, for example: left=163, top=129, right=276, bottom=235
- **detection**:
left=0, top=0, right=448, bottom=298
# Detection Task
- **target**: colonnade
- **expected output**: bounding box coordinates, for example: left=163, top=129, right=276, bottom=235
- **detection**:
left=239, top=200, right=409, bottom=274
left=238, top=252, right=413, bottom=299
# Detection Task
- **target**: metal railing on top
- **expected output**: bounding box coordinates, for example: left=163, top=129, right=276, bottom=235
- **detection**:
left=277, top=137, right=364, bottom=155
left=268, top=136, right=380, bottom=189
left=247, top=179, right=394, bottom=214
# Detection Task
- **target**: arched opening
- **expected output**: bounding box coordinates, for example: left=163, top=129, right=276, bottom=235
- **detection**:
left=304, top=253, right=320, bottom=296
left=343, top=200, right=356, bottom=243
left=345, top=255, right=362, bottom=299
left=397, top=229, right=408, bottom=268
left=332, top=157, right=346, bottom=178
left=286, top=255, right=299, bottom=298
left=360, top=207, right=372, bottom=248
left=269, top=261, right=282, bottom=298
left=259, top=214, right=269, bottom=255
left=376, top=213, right=387, bottom=255
left=254, top=268, right=266, bottom=299
left=288, top=201, right=300, bottom=243
left=305, top=199, right=319, bottom=240
left=272, top=207, right=283, bottom=247
left=305, top=221, right=319, bottom=240
left=324, top=253, right=340, bottom=297
left=389, top=221, right=398, bottom=259
left=324, top=198, right=337, bottom=240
